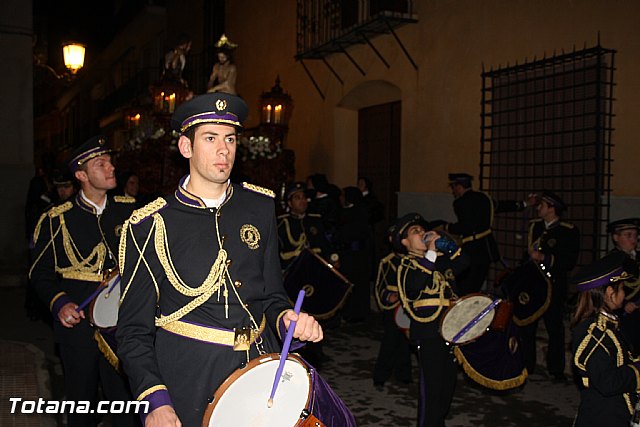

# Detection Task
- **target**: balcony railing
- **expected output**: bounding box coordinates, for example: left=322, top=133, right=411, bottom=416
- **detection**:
left=296, top=0, right=417, bottom=59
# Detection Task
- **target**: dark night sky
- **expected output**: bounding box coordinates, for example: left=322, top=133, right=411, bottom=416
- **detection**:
left=32, top=0, right=162, bottom=63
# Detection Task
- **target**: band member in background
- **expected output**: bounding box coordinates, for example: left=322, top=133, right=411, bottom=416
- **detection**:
left=444, top=173, right=533, bottom=296
left=333, top=186, right=373, bottom=323
left=521, top=191, right=580, bottom=381
left=116, top=93, right=323, bottom=426
left=277, top=181, right=339, bottom=270
left=29, top=135, right=138, bottom=427
left=395, top=213, right=465, bottom=427
left=372, top=221, right=413, bottom=390
left=607, top=218, right=640, bottom=354
left=571, top=251, right=639, bottom=426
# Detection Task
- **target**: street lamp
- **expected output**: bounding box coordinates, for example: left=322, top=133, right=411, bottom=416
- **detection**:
left=34, top=41, right=86, bottom=80
left=62, top=42, right=85, bottom=74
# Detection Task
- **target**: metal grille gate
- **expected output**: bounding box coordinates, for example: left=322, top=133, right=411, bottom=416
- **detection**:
left=480, top=45, right=616, bottom=284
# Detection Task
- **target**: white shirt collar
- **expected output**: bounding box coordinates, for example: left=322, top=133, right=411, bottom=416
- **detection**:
left=80, top=190, right=106, bottom=215
left=182, top=175, right=229, bottom=208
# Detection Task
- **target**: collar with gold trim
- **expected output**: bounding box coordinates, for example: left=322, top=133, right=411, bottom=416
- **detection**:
left=175, top=175, right=233, bottom=208
left=76, top=192, right=107, bottom=215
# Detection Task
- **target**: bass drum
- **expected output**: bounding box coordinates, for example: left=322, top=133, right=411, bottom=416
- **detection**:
left=201, top=353, right=355, bottom=427
left=454, top=320, right=528, bottom=391
left=283, top=249, right=353, bottom=320
left=500, top=261, right=552, bottom=327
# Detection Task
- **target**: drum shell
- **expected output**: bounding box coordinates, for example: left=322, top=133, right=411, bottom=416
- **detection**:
left=500, top=261, right=552, bottom=326
left=490, top=300, right=513, bottom=332
left=283, top=249, right=353, bottom=320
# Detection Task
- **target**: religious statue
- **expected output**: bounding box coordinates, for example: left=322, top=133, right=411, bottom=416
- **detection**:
left=163, top=34, right=192, bottom=86
left=206, top=34, right=238, bottom=95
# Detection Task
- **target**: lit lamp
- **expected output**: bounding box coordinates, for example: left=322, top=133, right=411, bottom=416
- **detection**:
left=260, top=77, right=293, bottom=128
left=62, top=42, right=85, bottom=74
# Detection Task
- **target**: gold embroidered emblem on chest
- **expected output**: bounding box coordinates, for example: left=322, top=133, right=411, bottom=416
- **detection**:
left=240, top=224, right=260, bottom=249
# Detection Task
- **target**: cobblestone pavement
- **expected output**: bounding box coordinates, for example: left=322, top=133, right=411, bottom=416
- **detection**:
left=317, top=310, right=579, bottom=427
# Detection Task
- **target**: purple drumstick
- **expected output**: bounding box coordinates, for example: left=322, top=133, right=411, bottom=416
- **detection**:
left=267, top=289, right=305, bottom=408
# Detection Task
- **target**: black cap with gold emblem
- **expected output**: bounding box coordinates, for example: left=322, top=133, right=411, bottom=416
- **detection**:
left=285, top=182, right=306, bottom=200
left=540, top=190, right=567, bottom=213
left=68, top=135, right=112, bottom=172
left=572, top=251, right=638, bottom=292
left=170, top=92, right=249, bottom=133
left=607, top=218, right=640, bottom=234
left=448, top=173, right=473, bottom=187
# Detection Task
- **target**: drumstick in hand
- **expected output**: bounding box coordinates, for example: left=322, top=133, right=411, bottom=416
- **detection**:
left=267, top=289, right=305, bottom=408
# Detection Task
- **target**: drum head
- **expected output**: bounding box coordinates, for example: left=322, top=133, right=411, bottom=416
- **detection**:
left=91, top=274, right=121, bottom=329
left=203, top=354, right=311, bottom=427
left=440, top=294, right=495, bottom=344
left=394, top=306, right=411, bottom=332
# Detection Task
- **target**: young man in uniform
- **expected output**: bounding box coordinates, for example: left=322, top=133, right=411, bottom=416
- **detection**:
left=521, top=190, right=580, bottom=381
left=116, top=93, right=324, bottom=426
left=395, top=213, right=466, bottom=427
left=607, top=218, right=640, bottom=353
left=29, top=135, right=138, bottom=426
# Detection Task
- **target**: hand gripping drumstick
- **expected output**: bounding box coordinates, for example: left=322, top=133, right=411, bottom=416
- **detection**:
left=267, top=289, right=305, bottom=408
left=75, top=275, right=121, bottom=313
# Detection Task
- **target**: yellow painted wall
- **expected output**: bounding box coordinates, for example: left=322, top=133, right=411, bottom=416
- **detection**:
left=227, top=0, right=640, bottom=197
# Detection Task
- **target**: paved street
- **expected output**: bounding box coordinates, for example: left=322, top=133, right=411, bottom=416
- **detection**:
left=0, top=272, right=579, bottom=426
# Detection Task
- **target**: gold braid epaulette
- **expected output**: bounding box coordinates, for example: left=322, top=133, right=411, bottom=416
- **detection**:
left=32, top=201, right=72, bottom=244
left=129, top=197, right=167, bottom=225
left=114, top=195, right=136, bottom=204
left=48, top=201, right=73, bottom=218
left=559, top=221, right=575, bottom=229
left=242, top=182, right=275, bottom=198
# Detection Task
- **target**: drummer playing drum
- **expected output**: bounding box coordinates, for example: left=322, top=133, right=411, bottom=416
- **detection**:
left=393, top=213, right=469, bottom=427
left=116, top=92, right=323, bottom=427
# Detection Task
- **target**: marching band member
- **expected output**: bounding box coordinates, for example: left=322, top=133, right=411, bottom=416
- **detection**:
left=372, top=221, right=413, bottom=390
left=571, top=251, right=640, bottom=426
left=116, top=93, right=323, bottom=426
left=444, top=173, right=532, bottom=296
left=395, top=213, right=466, bottom=427
left=29, top=135, right=138, bottom=426
left=521, top=191, right=580, bottom=381
left=607, top=218, right=640, bottom=354
left=277, top=181, right=338, bottom=270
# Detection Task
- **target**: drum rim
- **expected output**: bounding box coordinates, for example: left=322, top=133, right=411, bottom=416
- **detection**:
left=89, top=271, right=121, bottom=329
left=201, top=352, right=313, bottom=427
left=439, top=293, right=496, bottom=345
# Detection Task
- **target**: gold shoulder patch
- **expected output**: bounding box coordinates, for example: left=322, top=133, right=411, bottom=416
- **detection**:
left=529, top=218, right=543, bottom=224
left=308, top=213, right=322, bottom=218
left=242, top=182, right=275, bottom=198
left=277, top=213, right=290, bottom=220
left=381, top=252, right=396, bottom=264
left=48, top=201, right=73, bottom=218
left=129, top=197, right=167, bottom=225
left=559, top=221, right=575, bottom=229
left=114, top=195, right=136, bottom=204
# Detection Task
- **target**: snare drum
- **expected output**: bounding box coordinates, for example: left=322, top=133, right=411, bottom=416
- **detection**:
left=393, top=305, right=411, bottom=337
left=440, top=294, right=498, bottom=345
left=202, top=353, right=355, bottom=427
left=89, top=271, right=121, bottom=331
